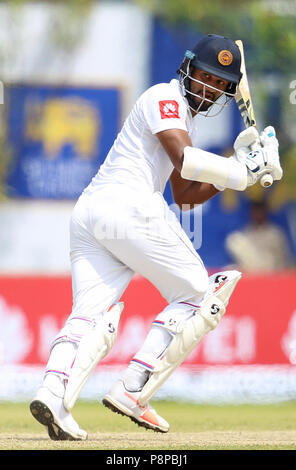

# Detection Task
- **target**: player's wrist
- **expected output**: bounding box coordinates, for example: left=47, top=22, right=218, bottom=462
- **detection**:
left=213, top=183, right=225, bottom=191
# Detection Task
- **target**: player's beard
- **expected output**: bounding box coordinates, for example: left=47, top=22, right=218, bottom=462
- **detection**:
left=194, top=98, right=213, bottom=112
left=193, top=89, right=218, bottom=112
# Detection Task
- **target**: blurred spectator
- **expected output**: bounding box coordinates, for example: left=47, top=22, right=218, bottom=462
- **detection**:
left=225, top=200, right=292, bottom=273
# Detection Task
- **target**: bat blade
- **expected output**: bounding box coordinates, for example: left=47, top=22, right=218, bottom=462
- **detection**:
left=235, top=40, right=256, bottom=128
left=235, top=39, right=273, bottom=188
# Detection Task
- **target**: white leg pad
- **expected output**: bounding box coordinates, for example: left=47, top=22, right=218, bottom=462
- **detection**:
left=64, top=302, right=124, bottom=411
left=138, top=270, right=241, bottom=406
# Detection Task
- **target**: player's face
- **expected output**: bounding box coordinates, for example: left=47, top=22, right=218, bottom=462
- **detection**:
left=190, top=68, right=230, bottom=112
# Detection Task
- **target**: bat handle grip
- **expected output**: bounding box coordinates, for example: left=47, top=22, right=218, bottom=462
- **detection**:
left=260, top=173, right=273, bottom=188
left=250, top=142, right=273, bottom=188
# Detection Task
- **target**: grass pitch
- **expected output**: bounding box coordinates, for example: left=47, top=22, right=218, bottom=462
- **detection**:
left=1, top=400, right=296, bottom=450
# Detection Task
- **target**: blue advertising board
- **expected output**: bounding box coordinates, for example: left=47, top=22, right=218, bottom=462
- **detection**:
left=6, top=84, right=120, bottom=199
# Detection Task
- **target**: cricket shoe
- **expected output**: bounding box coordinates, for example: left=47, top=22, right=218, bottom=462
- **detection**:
left=102, top=379, right=169, bottom=433
left=30, top=375, right=87, bottom=441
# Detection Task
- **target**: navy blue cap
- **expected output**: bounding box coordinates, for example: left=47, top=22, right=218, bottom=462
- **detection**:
left=188, top=34, right=242, bottom=84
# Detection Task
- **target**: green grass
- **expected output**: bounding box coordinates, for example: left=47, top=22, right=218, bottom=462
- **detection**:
left=2, top=400, right=295, bottom=432
left=1, top=400, right=296, bottom=450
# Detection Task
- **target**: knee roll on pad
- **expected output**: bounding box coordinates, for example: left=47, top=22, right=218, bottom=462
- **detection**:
left=51, top=316, right=95, bottom=349
left=152, top=302, right=198, bottom=336
left=64, top=302, right=124, bottom=411
left=138, top=270, right=241, bottom=406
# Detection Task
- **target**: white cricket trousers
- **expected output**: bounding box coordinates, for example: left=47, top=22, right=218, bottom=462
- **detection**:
left=50, top=185, right=209, bottom=370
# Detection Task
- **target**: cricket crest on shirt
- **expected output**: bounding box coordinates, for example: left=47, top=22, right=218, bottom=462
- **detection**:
left=159, top=100, right=180, bottom=119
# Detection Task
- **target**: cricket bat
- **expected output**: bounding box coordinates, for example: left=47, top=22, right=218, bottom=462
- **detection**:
left=235, top=39, right=273, bottom=188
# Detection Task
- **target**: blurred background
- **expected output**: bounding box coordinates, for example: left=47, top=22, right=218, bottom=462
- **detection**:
left=0, top=0, right=296, bottom=405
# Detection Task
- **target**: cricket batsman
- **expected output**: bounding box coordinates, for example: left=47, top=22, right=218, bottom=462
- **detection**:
left=30, top=34, right=283, bottom=440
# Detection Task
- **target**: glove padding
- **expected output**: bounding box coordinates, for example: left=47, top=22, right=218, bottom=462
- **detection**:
left=213, top=126, right=283, bottom=191
left=234, top=127, right=260, bottom=164
left=245, top=126, right=283, bottom=186
left=213, top=127, right=260, bottom=191
left=233, top=126, right=283, bottom=187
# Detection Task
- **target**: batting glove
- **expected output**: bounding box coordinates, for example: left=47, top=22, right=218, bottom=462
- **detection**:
left=233, top=126, right=282, bottom=187
left=259, top=126, right=283, bottom=181
left=214, top=127, right=261, bottom=191
left=244, top=127, right=283, bottom=186
left=233, top=126, right=261, bottom=164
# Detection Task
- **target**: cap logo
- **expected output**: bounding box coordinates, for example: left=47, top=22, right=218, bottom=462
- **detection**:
left=218, top=49, right=233, bottom=66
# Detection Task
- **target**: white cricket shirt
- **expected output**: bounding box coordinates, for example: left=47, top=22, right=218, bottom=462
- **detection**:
left=84, top=79, right=195, bottom=195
